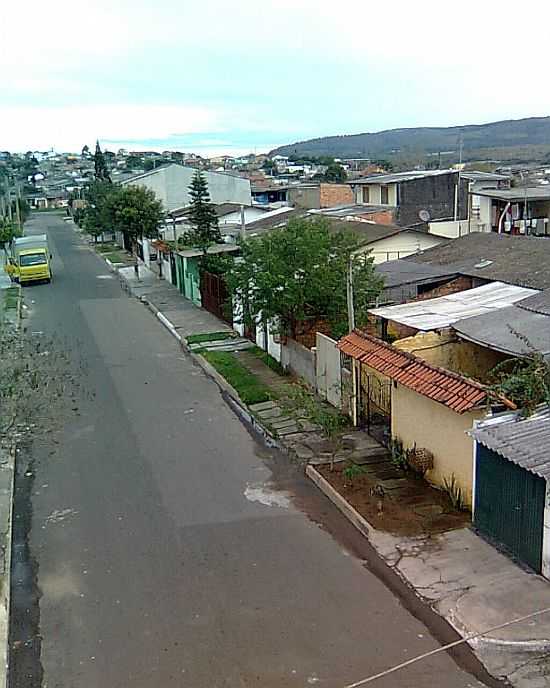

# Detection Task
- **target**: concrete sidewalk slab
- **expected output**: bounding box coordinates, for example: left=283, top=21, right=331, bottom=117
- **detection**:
left=118, top=265, right=232, bottom=340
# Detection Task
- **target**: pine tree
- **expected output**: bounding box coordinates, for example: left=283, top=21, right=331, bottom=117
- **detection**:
left=94, top=140, right=111, bottom=182
left=187, top=170, right=221, bottom=249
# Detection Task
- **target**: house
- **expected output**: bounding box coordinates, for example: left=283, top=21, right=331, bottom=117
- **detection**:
left=287, top=183, right=354, bottom=209
left=323, top=220, right=443, bottom=264
left=374, top=259, right=464, bottom=306
left=452, top=290, right=550, bottom=361
left=337, top=331, right=511, bottom=505
left=407, top=232, right=550, bottom=291
left=470, top=406, right=550, bottom=576
left=368, top=281, right=537, bottom=343
left=121, top=163, right=252, bottom=212
left=251, top=184, right=289, bottom=205
left=468, top=186, right=550, bottom=236
left=350, top=170, right=469, bottom=229
left=171, top=244, right=240, bottom=310
left=428, top=171, right=511, bottom=238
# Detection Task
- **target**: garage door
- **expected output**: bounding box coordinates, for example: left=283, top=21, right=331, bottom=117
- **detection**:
left=474, top=444, right=545, bottom=573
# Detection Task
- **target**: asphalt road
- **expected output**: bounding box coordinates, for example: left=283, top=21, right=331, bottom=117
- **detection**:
left=10, top=213, right=491, bottom=688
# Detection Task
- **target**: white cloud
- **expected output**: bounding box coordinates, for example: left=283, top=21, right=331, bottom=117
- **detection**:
left=2, top=0, right=550, bottom=151
left=0, top=104, right=224, bottom=152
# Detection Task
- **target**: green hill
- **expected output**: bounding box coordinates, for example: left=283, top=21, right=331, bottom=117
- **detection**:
left=269, top=116, right=550, bottom=163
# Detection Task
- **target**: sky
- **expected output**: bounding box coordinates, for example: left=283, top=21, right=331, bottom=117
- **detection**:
left=2, top=0, right=550, bottom=156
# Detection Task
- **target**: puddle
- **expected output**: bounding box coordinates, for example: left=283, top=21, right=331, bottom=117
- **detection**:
left=244, top=483, right=291, bottom=509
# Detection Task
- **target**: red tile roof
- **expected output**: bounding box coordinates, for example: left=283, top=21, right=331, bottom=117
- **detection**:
left=337, top=331, right=488, bottom=414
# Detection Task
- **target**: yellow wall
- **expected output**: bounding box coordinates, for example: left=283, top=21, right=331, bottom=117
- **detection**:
left=391, top=383, right=485, bottom=506
left=395, top=330, right=508, bottom=383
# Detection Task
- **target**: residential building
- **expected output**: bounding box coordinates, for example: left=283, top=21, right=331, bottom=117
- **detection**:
left=350, top=170, right=469, bottom=229
left=337, top=331, right=511, bottom=505
left=288, top=183, right=354, bottom=209
left=121, top=163, right=252, bottom=212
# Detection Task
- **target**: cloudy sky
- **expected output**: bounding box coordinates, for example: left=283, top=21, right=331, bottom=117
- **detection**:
left=1, top=0, right=549, bottom=155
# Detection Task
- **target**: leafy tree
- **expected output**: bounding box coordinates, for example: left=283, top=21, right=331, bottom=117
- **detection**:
left=323, top=163, right=347, bottom=183
left=94, top=141, right=111, bottom=182
left=105, top=185, right=163, bottom=245
left=186, top=170, right=221, bottom=249
left=82, top=144, right=90, bottom=157
left=80, top=181, right=114, bottom=240
left=0, top=218, right=20, bottom=246
left=226, top=217, right=383, bottom=339
left=125, top=155, right=143, bottom=170
left=490, top=331, right=550, bottom=415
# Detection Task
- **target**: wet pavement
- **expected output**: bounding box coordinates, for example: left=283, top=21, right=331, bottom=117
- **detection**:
left=8, top=214, right=498, bottom=688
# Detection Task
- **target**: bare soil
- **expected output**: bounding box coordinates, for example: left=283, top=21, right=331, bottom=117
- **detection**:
left=318, top=463, right=470, bottom=537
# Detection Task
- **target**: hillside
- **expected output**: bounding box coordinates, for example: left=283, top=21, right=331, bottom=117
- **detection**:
left=269, top=116, right=550, bottom=163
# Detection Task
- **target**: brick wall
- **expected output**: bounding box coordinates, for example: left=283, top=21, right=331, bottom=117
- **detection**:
left=319, top=183, right=354, bottom=208
left=415, top=276, right=473, bottom=300
left=363, top=209, right=395, bottom=225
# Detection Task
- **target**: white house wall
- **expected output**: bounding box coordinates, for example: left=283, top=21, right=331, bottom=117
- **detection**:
left=367, top=231, right=443, bottom=263
left=125, top=165, right=252, bottom=212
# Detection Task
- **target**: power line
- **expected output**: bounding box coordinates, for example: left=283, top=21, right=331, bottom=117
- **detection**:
left=344, top=606, right=550, bottom=687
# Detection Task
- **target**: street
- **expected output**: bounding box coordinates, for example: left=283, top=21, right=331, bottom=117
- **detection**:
left=9, top=213, right=492, bottom=688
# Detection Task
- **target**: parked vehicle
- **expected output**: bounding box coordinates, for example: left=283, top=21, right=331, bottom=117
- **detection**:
left=5, top=234, right=52, bottom=284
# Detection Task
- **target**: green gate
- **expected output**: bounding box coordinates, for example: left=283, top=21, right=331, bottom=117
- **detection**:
left=474, top=444, right=545, bottom=573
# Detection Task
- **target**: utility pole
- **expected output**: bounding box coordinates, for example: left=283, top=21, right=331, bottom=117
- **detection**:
left=239, top=204, right=246, bottom=241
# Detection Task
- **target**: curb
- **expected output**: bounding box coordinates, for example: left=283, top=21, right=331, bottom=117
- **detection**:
left=305, top=464, right=550, bottom=656
left=0, top=443, right=16, bottom=688
left=306, top=464, right=377, bottom=540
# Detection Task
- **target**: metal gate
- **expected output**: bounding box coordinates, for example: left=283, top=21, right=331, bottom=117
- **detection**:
left=359, top=372, right=391, bottom=446
left=199, top=270, right=232, bottom=325
left=474, top=444, right=545, bottom=573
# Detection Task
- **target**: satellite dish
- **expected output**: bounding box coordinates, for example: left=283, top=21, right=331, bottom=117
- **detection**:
left=419, top=209, right=431, bottom=222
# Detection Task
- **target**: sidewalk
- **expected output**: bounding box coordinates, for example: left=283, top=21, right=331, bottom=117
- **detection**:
left=115, top=258, right=550, bottom=688
left=117, top=265, right=232, bottom=340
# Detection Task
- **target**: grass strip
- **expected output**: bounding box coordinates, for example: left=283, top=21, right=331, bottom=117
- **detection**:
left=201, top=350, right=275, bottom=405
left=249, top=346, right=286, bottom=376
left=103, top=251, right=126, bottom=264
left=187, top=331, right=233, bottom=345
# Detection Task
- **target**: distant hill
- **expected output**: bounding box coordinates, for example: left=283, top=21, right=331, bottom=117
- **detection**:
left=269, top=116, right=550, bottom=163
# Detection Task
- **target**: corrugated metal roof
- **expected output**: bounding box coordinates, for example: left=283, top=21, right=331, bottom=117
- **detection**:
left=517, top=290, right=550, bottom=316
left=337, top=331, right=488, bottom=413
left=352, top=170, right=456, bottom=186
left=369, top=281, right=538, bottom=331
left=470, top=407, right=550, bottom=479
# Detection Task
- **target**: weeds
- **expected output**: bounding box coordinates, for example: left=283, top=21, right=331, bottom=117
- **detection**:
left=342, top=462, right=367, bottom=484
left=442, top=474, right=466, bottom=511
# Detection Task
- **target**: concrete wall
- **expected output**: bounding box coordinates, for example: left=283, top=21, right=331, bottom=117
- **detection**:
left=316, top=333, right=341, bottom=407
left=428, top=219, right=490, bottom=238
left=288, top=186, right=320, bottom=209
left=281, top=337, right=317, bottom=388
left=392, top=383, right=484, bottom=505
left=394, top=330, right=507, bottom=382
left=124, top=164, right=252, bottom=211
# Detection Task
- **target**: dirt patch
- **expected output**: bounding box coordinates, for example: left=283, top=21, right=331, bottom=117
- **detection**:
left=317, top=463, right=470, bottom=537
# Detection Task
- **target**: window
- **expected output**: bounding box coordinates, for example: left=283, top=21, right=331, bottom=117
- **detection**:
left=19, top=253, right=47, bottom=266
left=362, top=186, right=370, bottom=203
left=381, top=185, right=389, bottom=204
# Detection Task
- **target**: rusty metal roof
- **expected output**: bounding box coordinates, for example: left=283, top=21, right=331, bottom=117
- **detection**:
left=337, top=331, right=488, bottom=413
